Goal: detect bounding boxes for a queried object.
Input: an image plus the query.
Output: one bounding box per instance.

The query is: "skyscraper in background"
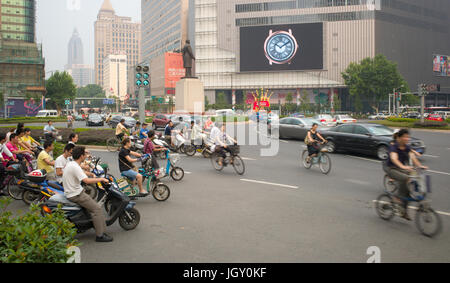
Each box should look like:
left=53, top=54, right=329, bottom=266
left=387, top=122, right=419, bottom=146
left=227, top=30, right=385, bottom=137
left=67, top=28, right=84, bottom=68
left=95, top=0, right=141, bottom=92
left=0, top=0, right=35, bottom=42
left=65, top=28, right=94, bottom=87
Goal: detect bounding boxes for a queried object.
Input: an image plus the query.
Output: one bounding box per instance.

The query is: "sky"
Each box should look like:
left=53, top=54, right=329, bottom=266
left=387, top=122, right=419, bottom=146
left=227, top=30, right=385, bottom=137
left=36, top=0, right=141, bottom=77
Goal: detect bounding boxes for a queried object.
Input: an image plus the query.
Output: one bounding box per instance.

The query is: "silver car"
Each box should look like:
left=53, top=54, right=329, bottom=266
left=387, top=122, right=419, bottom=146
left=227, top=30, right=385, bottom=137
left=313, top=114, right=337, bottom=127
left=274, top=118, right=325, bottom=140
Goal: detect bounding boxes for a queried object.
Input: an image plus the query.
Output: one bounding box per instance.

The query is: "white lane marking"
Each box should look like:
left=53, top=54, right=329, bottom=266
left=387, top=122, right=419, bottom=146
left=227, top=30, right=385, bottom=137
left=423, top=154, right=439, bottom=158
left=185, top=172, right=192, bottom=175
left=345, top=179, right=371, bottom=186
left=372, top=200, right=450, bottom=217
left=240, top=179, right=299, bottom=189
left=241, top=157, right=257, bottom=161
left=428, top=170, right=450, bottom=176
left=90, top=149, right=110, bottom=153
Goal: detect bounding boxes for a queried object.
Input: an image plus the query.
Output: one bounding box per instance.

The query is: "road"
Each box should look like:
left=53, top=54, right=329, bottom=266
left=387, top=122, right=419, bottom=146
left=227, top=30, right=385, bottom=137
left=5, top=123, right=450, bottom=263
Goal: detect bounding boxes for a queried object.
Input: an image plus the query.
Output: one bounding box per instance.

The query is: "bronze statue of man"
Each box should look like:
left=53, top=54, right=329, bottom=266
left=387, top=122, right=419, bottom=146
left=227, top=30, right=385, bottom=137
left=182, top=40, right=195, bottom=78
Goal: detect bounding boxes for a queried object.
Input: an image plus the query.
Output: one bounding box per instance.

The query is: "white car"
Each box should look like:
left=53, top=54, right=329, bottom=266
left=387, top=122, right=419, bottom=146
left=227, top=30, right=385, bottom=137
left=335, top=115, right=357, bottom=125
left=369, top=113, right=388, bottom=120
left=313, top=114, right=337, bottom=127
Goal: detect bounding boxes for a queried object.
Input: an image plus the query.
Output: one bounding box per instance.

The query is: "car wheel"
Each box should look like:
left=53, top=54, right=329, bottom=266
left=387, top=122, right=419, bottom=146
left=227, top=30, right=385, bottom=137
left=327, top=141, right=336, bottom=153
left=377, top=145, right=389, bottom=160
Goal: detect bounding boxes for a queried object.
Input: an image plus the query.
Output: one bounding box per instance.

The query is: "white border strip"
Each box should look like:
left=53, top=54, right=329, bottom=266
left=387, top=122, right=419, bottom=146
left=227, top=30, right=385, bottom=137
left=241, top=179, right=299, bottom=189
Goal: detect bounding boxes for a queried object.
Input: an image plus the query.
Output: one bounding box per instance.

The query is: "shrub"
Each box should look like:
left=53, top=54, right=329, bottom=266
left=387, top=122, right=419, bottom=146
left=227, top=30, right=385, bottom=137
left=446, top=118, right=450, bottom=124
left=0, top=198, right=79, bottom=263
left=413, top=121, right=448, bottom=128
left=387, top=118, right=418, bottom=123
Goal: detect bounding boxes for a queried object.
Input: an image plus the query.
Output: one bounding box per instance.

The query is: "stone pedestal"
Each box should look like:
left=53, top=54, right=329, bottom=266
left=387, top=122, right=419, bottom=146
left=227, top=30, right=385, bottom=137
left=175, top=78, right=205, bottom=113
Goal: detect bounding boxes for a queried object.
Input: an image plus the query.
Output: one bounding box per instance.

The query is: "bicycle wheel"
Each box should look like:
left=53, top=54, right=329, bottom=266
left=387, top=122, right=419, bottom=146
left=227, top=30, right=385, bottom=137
left=107, top=138, right=120, bottom=152
left=170, top=167, right=185, bottom=181
left=302, top=150, right=312, bottom=169
left=184, top=145, right=196, bottom=156
left=383, top=175, right=398, bottom=194
left=319, top=153, right=332, bottom=175
left=152, top=184, right=170, bottom=202
left=415, top=207, right=442, bottom=238
left=375, top=194, right=395, bottom=221
left=210, top=153, right=224, bottom=172
left=232, top=155, right=245, bottom=175
left=7, top=177, right=23, bottom=200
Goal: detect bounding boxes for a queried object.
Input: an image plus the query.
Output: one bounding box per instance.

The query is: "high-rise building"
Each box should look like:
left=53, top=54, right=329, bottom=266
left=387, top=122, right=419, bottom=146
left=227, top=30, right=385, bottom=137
left=103, top=54, right=128, bottom=101
left=67, top=28, right=84, bottom=68
left=0, top=0, right=45, bottom=117
left=192, top=0, right=450, bottom=110
left=67, top=65, right=95, bottom=88
left=0, top=0, right=35, bottom=42
left=141, top=0, right=192, bottom=98
left=95, top=0, right=141, bottom=89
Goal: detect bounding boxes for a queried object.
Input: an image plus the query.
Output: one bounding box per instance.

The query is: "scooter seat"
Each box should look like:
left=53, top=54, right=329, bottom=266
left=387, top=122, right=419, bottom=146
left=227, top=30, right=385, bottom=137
left=48, top=193, right=80, bottom=208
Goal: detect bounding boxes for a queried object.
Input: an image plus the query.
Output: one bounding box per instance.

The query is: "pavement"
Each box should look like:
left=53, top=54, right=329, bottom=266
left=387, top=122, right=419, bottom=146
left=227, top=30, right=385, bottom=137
left=4, top=123, right=450, bottom=263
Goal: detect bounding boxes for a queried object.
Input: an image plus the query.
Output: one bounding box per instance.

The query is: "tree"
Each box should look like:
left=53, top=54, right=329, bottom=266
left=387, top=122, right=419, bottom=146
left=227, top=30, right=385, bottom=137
left=401, top=93, right=420, bottom=107
left=299, top=90, right=310, bottom=114
left=342, top=54, right=409, bottom=113
left=45, top=71, right=76, bottom=111
left=76, top=84, right=105, bottom=98
left=333, top=93, right=342, bottom=112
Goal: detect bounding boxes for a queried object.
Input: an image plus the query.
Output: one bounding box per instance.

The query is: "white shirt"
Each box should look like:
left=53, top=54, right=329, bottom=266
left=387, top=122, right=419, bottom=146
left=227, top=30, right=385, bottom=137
left=63, top=161, right=88, bottom=199
left=210, top=126, right=221, bottom=145
left=55, top=155, right=71, bottom=183
left=1, top=143, right=14, bottom=158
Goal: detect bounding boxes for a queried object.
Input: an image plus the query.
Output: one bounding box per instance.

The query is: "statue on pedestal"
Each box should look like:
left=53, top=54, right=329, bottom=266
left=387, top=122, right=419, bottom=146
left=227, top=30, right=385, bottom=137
left=182, top=40, right=195, bottom=78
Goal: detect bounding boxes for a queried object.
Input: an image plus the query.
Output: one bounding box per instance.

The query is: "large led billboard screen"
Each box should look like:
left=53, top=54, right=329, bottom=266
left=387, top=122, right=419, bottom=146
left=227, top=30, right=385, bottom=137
left=433, top=55, right=450, bottom=77
left=240, top=23, right=323, bottom=72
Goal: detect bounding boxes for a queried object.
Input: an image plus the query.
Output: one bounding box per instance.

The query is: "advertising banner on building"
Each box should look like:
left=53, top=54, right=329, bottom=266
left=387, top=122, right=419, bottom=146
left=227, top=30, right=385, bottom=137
left=165, top=52, right=185, bottom=88
left=4, top=97, right=43, bottom=118
left=240, top=23, right=323, bottom=72
left=433, top=55, right=450, bottom=77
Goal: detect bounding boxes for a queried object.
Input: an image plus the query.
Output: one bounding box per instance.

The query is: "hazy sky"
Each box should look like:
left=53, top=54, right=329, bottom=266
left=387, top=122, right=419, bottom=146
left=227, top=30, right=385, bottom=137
left=36, top=0, right=141, bottom=76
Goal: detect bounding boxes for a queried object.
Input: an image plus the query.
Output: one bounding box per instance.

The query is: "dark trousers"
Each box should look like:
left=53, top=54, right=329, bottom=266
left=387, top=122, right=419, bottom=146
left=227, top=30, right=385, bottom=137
left=151, top=153, right=160, bottom=170
left=386, top=166, right=410, bottom=207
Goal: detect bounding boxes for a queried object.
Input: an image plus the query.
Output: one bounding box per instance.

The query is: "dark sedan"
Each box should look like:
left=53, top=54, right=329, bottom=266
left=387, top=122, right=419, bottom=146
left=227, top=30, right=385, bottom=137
left=86, top=114, right=104, bottom=127
left=108, top=116, right=137, bottom=129
left=320, top=123, right=426, bottom=160
left=271, top=117, right=326, bottom=140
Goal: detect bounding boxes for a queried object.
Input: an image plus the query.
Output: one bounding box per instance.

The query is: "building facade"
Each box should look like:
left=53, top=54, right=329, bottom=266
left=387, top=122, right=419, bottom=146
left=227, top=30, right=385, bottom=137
left=0, top=0, right=45, bottom=117
left=95, top=0, right=141, bottom=88
left=67, top=65, right=95, bottom=88
left=193, top=0, right=450, bottom=110
left=103, top=54, right=128, bottom=101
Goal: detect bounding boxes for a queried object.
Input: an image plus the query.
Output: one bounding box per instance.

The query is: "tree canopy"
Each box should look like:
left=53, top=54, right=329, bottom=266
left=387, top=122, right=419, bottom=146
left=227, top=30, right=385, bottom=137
left=76, top=84, right=106, bottom=98
left=45, top=71, right=76, bottom=111
left=342, top=54, right=409, bottom=113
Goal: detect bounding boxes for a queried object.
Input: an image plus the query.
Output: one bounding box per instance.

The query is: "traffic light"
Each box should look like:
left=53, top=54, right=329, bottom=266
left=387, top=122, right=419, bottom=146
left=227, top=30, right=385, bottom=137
left=418, top=84, right=428, bottom=96
left=135, top=65, right=150, bottom=88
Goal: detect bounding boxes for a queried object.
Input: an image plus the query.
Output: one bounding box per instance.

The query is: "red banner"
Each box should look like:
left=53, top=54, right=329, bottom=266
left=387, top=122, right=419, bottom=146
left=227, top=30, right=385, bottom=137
left=165, top=53, right=185, bottom=88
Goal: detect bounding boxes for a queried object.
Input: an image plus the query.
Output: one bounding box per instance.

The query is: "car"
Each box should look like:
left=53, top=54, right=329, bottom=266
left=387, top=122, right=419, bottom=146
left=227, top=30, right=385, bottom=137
left=152, top=114, right=172, bottom=130
left=313, top=114, right=337, bottom=127
left=108, top=115, right=136, bottom=129
left=290, top=113, right=305, bottom=118
left=368, top=113, right=388, bottom=120
left=86, top=113, right=104, bottom=127
left=320, top=123, right=426, bottom=160
left=216, top=109, right=235, bottom=117
left=426, top=114, right=444, bottom=122
left=272, top=117, right=326, bottom=140
left=334, top=115, right=357, bottom=125
left=402, top=112, right=421, bottom=119
left=145, top=111, right=153, bottom=117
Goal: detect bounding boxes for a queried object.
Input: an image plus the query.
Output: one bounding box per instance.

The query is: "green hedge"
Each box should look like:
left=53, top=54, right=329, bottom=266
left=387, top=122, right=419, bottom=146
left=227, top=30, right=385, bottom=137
left=0, top=198, right=80, bottom=263
left=0, top=117, right=67, bottom=124
left=212, top=116, right=249, bottom=123
left=387, top=117, right=418, bottom=123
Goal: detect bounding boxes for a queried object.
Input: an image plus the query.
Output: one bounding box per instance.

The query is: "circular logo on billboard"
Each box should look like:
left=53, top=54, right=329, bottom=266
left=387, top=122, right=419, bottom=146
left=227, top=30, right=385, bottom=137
left=264, top=29, right=299, bottom=65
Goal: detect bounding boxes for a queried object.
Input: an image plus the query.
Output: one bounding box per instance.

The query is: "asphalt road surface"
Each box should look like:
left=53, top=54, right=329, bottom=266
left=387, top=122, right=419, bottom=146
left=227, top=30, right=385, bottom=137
left=5, top=123, right=450, bottom=263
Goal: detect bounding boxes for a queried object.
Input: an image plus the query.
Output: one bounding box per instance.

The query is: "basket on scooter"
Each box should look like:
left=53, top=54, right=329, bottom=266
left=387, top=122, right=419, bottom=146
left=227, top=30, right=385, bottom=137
left=229, top=145, right=240, bottom=155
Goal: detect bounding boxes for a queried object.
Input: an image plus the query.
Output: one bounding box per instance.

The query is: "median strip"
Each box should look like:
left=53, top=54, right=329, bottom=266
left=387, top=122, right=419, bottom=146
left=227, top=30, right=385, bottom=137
left=240, top=179, right=299, bottom=189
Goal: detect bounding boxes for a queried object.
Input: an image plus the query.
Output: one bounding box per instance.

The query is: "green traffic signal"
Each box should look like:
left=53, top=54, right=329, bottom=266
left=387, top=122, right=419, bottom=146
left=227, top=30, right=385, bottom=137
left=143, top=80, right=150, bottom=86
left=143, top=73, right=149, bottom=80
left=136, top=80, right=142, bottom=86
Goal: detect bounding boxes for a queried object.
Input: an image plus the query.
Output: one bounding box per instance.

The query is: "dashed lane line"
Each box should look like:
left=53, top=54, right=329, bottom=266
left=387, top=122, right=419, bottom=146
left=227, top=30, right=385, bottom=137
left=240, top=179, right=299, bottom=189
left=372, top=200, right=450, bottom=217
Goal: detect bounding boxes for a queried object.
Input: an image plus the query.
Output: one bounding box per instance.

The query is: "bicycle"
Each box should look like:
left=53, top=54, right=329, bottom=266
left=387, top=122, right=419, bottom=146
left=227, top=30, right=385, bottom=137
left=302, top=143, right=332, bottom=175
left=114, top=155, right=171, bottom=201
left=142, top=150, right=184, bottom=182
left=106, top=136, right=123, bottom=152
left=210, top=144, right=245, bottom=175
left=375, top=169, right=442, bottom=238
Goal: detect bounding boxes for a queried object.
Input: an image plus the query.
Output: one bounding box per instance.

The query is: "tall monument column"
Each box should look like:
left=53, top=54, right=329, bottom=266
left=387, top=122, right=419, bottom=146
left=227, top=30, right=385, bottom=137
left=175, top=40, right=205, bottom=113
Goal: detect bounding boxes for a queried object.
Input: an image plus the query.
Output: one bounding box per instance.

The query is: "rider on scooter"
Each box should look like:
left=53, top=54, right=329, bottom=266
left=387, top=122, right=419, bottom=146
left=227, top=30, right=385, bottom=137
left=119, top=138, right=148, bottom=197
left=63, top=146, right=112, bottom=243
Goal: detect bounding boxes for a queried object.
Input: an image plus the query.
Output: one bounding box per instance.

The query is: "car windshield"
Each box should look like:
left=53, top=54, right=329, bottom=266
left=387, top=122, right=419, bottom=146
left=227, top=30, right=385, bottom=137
left=302, top=118, right=322, bottom=126
left=90, top=114, right=101, bottom=119
left=339, top=115, right=352, bottom=119
left=124, top=117, right=135, bottom=122
left=367, top=125, right=394, bottom=136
